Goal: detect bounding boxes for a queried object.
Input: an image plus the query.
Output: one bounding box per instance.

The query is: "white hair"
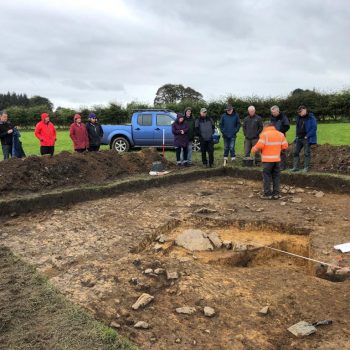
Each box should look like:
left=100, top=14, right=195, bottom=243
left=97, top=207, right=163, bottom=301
left=248, top=106, right=255, bottom=111
left=270, top=105, right=280, bottom=112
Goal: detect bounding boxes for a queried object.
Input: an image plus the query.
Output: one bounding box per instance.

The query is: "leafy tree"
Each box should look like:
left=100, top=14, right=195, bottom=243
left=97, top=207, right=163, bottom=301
left=154, top=84, right=204, bottom=105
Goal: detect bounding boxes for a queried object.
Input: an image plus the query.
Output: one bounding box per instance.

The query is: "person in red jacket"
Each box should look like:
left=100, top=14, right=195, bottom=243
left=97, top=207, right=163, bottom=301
left=69, top=114, right=89, bottom=152
left=34, top=112, right=57, bottom=156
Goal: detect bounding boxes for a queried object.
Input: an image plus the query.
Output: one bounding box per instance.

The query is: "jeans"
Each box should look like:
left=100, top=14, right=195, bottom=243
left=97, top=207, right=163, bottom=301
left=176, top=146, right=187, bottom=164
left=40, top=146, right=55, bottom=156
left=262, top=162, right=281, bottom=196
left=294, top=138, right=310, bottom=159
left=2, top=144, right=12, bottom=160
left=223, top=136, right=236, bottom=158
left=180, top=141, right=192, bottom=164
left=201, top=140, right=214, bottom=165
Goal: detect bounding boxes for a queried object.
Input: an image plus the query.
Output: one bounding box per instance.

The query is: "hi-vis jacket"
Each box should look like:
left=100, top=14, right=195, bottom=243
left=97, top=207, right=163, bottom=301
left=252, top=126, right=288, bottom=162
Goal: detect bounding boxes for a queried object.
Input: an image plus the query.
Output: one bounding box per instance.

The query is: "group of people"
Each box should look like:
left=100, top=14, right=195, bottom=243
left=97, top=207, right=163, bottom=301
left=172, top=104, right=317, bottom=199
left=0, top=111, right=104, bottom=158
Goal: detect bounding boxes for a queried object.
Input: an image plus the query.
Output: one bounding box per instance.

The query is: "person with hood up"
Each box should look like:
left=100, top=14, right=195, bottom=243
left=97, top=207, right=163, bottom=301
left=291, top=105, right=317, bottom=173
left=181, top=107, right=195, bottom=165
left=172, top=113, right=189, bottom=167
left=86, top=113, right=104, bottom=151
left=70, top=114, right=89, bottom=152
left=219, top=104, right=241, bottom=166
left=34, top=112, right=57, bottom=156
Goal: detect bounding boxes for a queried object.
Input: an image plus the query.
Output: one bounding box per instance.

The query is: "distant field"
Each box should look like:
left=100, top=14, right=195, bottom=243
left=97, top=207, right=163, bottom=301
left=2, top=123, right=349, bottom=160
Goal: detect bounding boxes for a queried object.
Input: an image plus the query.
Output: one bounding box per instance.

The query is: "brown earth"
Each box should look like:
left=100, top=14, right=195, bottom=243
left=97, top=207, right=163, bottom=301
left=0, top=148, right=166, bottom=195
left=1, top=177, right=349, bottom=350
left=286, top=144, right=350, bottom=174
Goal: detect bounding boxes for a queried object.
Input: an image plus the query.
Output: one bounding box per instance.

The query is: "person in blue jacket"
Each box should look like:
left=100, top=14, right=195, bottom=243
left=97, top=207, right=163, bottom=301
left=291, top=105, right=317, bottom=173
left=219, top=104, right=241, bottom=166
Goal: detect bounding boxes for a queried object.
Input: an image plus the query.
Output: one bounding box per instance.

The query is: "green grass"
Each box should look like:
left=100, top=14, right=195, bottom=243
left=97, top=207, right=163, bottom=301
left=6, top=123, right=350, bottom=160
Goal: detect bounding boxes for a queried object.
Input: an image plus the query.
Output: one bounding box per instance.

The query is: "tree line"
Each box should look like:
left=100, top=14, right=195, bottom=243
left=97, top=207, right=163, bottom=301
left=1, top=87, right=350, bottom=127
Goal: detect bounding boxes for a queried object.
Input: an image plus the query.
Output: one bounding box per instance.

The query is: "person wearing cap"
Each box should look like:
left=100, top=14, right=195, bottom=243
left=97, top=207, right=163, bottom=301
left=69, top=114, right=89, bottom=152
left=243, top=106, right=263, bottom=163
left=195, top=108, right=215, bottom=167
left=181, top=107, right=195, bottom=165
left=34, top=112, right=57, bottom=156
left=252, top=122, right=288, bottom=199
left=86, top=113, right=104, bottom=152
left=270, top=105, right=290, bottom=170
left=219, top=104, right=241, bottom=166
left=291, top=105, right=317, bottom=173
left=172, top=113, right=189, bottom=167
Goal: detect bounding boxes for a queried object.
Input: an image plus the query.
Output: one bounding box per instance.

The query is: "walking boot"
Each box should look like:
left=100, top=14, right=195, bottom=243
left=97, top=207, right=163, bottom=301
left=290, top=156, right=300, bottom=172
left=303, top=157, right=311, bottom=173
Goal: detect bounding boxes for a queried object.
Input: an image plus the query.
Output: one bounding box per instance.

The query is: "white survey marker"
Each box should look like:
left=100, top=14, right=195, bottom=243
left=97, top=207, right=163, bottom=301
left=334, top=243, right=350, bottom=253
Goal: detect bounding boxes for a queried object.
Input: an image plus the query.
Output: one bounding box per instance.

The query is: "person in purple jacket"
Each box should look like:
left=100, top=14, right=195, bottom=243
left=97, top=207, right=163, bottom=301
left=172, top=113, right=189, bottom=167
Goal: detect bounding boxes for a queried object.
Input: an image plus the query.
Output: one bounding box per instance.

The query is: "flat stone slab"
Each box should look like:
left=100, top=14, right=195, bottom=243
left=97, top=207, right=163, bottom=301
left=175, top=229, right=213, bottom=251
left=288, top=321, right=317, bottom=337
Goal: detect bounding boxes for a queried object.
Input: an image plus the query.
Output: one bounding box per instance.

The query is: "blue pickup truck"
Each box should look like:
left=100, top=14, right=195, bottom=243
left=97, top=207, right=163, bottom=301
left=101, top=109, right=220, bottom=152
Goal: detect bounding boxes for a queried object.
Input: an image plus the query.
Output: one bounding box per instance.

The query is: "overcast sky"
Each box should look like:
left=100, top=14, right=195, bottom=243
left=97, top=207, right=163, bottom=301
left=1, top=0, right=349, bottom=109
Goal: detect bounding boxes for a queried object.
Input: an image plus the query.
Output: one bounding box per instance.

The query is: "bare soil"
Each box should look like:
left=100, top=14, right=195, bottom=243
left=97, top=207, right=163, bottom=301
left=1, top=177, right=349, bottom=350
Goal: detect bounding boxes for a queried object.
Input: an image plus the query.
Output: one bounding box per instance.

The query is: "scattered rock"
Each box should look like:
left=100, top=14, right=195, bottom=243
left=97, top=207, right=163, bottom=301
left=153, top=243, right=163, bottom=252
left=280, top=201, right=287, bottom=206
left=315, top=191, right=325, bottom=198
left=208, top=232, right=223, bottom=248
left=134, top=321, right=150, bottom=329
left=291, top=197, right=302, bottom=203
left=258, top=306, right=270, bottom=315
left=194, top=207, right=217, bottom=214
left=110, top=321, right=121, bottom=329
left=176, top=306, right=196, bottom=315
left=237, top=181, right=244, bottom=185
left=166, top=271, right=179, bottom=280
left=132, top=293, right=154, bottom=310
left=233, top=243, right=247, bottom=252
left=154, top=268, right=165, bottom=275
left=175, top=338, right=181, bottom=343
left=144, top=268, right=153, bottom=275
left=255, top=207, right=264, bottom=212
left=248, top=193, right=254, bottom=198
left=288, top=321, right=317, bottom=337
left=223, top=240, right=233, bottom=249
left=175, top=229, right=213, bottom=251
left=156, top=234, right=167, bottom=243
left=204, top=306, right=216, bottom=317
left=295, top=188, right=305, bottom=193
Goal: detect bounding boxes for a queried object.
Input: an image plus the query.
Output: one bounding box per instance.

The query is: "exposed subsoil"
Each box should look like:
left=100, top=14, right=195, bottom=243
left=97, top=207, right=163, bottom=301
left=286, top=143, right=350, bottom=174
left=1, top=177, right=349, bottom=350
left=0, top=148, right=167, bottom=195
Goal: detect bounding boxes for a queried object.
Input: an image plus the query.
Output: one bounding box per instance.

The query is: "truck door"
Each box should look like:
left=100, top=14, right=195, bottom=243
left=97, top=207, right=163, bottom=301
left=133, top=113, right=154, bottom=146
left=154, top=114, right=175, bottom=146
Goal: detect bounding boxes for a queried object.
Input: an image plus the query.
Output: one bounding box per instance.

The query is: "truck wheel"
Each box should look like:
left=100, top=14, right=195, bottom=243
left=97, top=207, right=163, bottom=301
left=192, top=138, right=201, bottom=152
left=111, top=137, right=130, bottom=153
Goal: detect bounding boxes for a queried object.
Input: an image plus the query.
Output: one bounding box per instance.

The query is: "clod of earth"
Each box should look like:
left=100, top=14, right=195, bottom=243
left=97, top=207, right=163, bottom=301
left=132, top=293, right=154, bottom=310
left=176, top=307, right=196, bottom=315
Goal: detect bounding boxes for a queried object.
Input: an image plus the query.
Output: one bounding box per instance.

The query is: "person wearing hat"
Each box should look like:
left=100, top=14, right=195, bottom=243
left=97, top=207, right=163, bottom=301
left=172, top=113, right=189, bottom=167
left=270, top=105, right=290, bottom=170
left=219, top=104, right=241, bottom=166
left=69, top=114, right=89, bottom=152
left=34, top=112, right=57, bottom=156
left=86, top=113, right=104, bottom=152
left=291, top=105, right=317, bottom=173
left=181, top=107, right=195, bottom=165
left=195, top=108, right=215, bottom=167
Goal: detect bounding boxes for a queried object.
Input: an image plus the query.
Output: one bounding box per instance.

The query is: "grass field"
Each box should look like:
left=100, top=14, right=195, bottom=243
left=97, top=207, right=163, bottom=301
left=3, top=123, right=350, bottom=161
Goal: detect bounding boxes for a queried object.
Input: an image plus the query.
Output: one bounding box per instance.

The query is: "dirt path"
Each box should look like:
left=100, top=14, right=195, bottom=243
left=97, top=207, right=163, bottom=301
left=1, top=177, right=349, bottom=349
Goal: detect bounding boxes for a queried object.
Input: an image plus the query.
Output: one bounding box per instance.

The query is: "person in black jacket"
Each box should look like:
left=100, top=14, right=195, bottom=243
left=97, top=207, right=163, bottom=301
left=270, top=105, right=290, bottom=170
left=86, top=113, right=104, bottom=151
left=243, top=106, right=263, bottom=162
left=195, top=108, right=215, bottom=167
left=0, top=111, right=15, bottom=160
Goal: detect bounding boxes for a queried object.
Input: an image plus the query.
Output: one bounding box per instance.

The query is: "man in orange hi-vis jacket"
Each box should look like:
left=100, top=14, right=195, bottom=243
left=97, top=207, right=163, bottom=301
left=252, top=122, right=288, bottom=200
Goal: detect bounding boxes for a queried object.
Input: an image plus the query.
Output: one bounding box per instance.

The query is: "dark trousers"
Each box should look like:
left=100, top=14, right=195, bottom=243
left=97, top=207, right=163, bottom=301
left=2, top=144, right=12, bottom=160
left=88, top=145, right=100, bottom=152
left=262, top=162, right=280, bottom=196
left=75, top=148, right=86, bottom=153
left=244, top=138, right=260, bottom=163
left=294, top=138, right=310, bottom=159
left=176, top=147, right=187, bottom=164
left=40, top=146, right=54, bottom=156
left=280, top=150, right=287, bottom=170
left=201, top=140, right=214, bottom=165
left=223, top=136, right=236, bottom=158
